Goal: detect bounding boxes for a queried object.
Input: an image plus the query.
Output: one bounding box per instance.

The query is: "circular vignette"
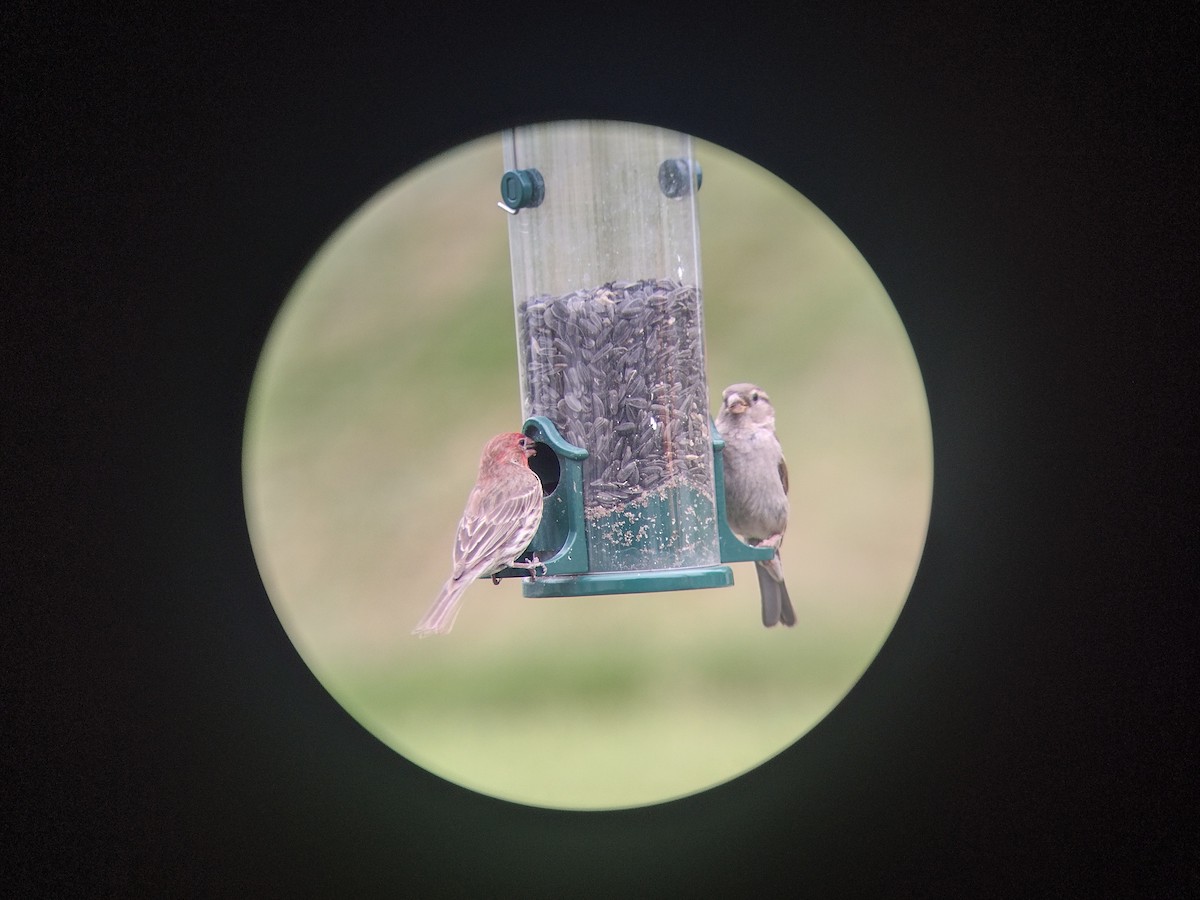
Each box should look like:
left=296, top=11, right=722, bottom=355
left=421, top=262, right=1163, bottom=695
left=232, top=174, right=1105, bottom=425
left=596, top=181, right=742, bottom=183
left=242, top=126, right=932, bottom=810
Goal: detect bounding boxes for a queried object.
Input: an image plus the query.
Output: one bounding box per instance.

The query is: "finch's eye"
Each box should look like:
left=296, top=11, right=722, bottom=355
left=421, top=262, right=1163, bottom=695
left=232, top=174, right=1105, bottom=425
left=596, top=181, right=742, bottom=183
left=750, top=391, right=760, bottom=402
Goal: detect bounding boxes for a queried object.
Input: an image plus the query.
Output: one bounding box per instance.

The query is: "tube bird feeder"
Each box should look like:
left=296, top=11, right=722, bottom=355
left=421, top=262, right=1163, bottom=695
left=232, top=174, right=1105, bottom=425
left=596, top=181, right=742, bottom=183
left=496, top=120, right=771, bottom=597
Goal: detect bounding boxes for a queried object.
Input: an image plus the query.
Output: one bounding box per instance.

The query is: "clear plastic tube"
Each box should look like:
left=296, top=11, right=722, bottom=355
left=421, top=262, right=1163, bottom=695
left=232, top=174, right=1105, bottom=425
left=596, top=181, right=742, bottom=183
left=504, top=121, right=717, bottom=573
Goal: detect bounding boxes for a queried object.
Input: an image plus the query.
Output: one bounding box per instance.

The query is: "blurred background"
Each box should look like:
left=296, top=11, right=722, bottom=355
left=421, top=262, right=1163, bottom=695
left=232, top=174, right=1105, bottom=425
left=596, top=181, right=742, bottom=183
left=242, top=131, right=932, bottom=809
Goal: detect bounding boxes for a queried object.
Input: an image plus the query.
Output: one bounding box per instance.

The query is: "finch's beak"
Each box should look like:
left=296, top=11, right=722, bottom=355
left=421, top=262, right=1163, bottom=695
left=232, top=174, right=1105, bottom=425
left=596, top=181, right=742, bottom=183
left=726, top=395, right=749, bottom=415
left=523, top=441, right=537, bottom=458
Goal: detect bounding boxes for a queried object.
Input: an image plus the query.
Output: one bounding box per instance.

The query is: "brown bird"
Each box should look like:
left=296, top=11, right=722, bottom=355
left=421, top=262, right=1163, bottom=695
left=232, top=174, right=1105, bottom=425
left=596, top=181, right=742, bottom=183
left=412, top=433, right=544, bottom=636
left=715, top=383, right=796, bottom=627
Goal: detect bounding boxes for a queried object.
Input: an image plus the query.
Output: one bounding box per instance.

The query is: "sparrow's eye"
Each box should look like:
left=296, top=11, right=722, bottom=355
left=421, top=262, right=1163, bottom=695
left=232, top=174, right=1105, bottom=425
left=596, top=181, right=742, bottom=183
left=750, top=391, right=760, bottom=402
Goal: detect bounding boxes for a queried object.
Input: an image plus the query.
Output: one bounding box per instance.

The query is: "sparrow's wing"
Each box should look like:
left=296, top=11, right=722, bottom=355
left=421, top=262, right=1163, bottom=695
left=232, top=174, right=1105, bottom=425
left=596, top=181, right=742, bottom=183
left=778, top=455, right=789, bottom=495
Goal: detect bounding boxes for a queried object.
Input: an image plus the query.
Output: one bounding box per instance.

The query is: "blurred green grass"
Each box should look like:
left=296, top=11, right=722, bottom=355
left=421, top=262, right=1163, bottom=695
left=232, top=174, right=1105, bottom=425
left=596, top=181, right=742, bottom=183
left=243, top=132, right=932, bottom=809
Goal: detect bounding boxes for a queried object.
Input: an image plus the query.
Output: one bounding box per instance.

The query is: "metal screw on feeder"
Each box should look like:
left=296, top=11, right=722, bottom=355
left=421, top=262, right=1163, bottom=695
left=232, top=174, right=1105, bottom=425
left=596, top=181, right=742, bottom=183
left=494, top=120, right=773, bottom=598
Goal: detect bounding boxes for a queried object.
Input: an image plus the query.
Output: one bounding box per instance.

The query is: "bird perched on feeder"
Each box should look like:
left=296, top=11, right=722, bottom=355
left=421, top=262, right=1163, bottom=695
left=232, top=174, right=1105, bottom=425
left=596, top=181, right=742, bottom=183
left=715, top=383, right=796, bottom=628
left=412, top=432, right=545, bottom=636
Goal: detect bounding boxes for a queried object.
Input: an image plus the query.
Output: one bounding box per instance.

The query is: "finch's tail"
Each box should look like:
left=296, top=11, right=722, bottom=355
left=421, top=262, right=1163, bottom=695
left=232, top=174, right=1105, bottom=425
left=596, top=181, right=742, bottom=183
left=412, top=579, right=470, bottom=636
left=756, top=559, right=796, bottom=628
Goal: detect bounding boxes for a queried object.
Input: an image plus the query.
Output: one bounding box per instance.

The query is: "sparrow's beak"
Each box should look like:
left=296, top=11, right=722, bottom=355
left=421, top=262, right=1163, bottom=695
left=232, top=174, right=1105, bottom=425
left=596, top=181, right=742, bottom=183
left=726, top=395, right=749, bottom=415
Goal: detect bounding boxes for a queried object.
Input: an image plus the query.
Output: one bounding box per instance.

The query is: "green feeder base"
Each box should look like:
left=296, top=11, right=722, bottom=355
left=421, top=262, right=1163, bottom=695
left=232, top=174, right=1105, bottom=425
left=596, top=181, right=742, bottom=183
left=489, top=415, right=773, bottom=600
left=522, top=565, right=734, bottom=598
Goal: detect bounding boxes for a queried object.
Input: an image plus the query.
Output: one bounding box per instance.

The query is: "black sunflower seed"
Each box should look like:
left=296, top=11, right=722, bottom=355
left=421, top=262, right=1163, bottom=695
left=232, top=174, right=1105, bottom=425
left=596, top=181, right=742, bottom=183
left=516, top=278, right=716, bottom=521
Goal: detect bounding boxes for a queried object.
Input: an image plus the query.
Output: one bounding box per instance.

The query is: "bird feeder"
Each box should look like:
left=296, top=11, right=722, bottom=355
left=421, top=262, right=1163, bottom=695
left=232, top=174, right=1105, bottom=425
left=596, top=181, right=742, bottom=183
left=495, top=120, right=771, bottom=597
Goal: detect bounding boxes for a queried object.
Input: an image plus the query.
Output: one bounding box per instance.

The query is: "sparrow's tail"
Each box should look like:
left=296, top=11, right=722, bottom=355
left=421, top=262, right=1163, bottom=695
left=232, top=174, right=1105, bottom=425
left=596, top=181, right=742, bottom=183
left=756, top=559, right=796, bottom=628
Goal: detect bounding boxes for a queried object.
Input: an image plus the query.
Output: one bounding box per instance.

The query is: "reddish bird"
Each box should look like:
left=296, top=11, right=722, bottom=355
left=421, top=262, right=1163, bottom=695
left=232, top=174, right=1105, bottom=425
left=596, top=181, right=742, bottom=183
left=412, top=432, right=545, bottom=636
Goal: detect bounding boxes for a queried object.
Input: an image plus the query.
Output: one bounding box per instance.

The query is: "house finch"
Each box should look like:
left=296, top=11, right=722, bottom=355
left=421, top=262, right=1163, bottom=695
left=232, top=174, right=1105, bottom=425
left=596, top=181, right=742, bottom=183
left=715, top=383, right=796, bottom=628
left=412, top=432, right=545, bottom=636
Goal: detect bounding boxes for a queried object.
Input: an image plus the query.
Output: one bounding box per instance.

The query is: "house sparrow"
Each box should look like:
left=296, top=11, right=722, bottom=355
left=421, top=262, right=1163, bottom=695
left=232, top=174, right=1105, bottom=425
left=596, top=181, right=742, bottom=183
left=715, top=383, right=796, bottom=628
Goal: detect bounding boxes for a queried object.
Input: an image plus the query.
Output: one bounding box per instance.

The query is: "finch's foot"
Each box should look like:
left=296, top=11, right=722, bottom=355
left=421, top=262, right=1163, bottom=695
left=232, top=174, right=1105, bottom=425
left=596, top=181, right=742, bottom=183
left=512, top=554, right=545, bottom=581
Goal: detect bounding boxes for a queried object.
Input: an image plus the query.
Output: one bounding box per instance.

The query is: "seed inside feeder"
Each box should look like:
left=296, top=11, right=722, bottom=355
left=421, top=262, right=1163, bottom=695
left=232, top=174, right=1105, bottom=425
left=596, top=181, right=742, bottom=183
left=517, top=278, right=717, bottom=572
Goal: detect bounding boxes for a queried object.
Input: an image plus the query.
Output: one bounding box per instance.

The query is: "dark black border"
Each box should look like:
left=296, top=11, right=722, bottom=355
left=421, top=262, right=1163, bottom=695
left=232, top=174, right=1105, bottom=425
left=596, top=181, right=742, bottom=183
left=7, top=7, right=1193, bottom=896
